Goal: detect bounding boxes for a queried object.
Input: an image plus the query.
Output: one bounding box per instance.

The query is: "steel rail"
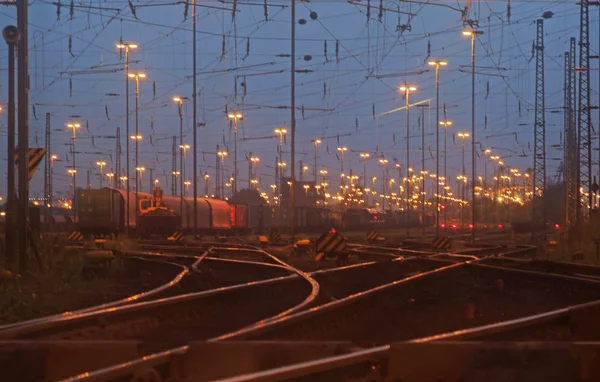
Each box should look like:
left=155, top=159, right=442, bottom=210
left=0, top=255, right=193, bottom=331
left=54, top=247, right=529, bottom=382
left=213, top=257, right=464, bottom=341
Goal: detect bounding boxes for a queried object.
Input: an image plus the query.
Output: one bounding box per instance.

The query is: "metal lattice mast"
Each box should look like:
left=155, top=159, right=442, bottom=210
left=532, top=19, right=546, bottom=241
left=566, top=38, right=579, bottom=227
left=44, top=113, right=51, bottom=205
left=172, top=136, right=177, bottom=195
left=577, top=1, right=592, bottom=211
left=116, top=126, right=121, bottom=188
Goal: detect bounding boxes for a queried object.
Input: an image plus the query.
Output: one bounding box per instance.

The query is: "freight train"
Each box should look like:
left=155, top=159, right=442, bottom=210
left=75, top=188, right=335, bottom=238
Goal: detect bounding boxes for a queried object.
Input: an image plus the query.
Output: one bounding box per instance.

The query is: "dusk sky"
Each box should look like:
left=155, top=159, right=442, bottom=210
left=0, top=0, right=597, bottom=200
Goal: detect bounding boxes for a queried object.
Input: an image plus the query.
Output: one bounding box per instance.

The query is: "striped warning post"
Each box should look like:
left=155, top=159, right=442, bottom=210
left=14, top=148, right=47, bottom=182
left=432, top=236, right=451, bottom=250
left=315, top=232, right=347, bottom=257
left=367, top=231, right=380, bottom=243
left=269, top=232, right=282, bottom=243
left=67, top=231, right=84, bottom=242
left=168, top=232, right=185, bottom=242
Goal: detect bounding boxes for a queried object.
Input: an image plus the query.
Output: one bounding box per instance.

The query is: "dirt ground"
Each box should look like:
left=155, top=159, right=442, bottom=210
left=0, top=256, right=178, bottom=325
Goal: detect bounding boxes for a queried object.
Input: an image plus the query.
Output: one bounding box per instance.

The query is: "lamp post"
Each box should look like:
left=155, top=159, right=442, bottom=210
left=379, top=158, right=388, bottom=212
left=117, top=41, right=138, bottom=235
left=337, top=146, right=348, bottom=199
left=128, top=71, right=145, bottom=224
left=172, top=96, right=187, bottom=217
left=227, top=112, right=243, bottom=194
left=457, top=131, right=470, bottom=228
left=360, top=153, right=370, bottom=205
left=250, top=156, right=260, bottom=189
left=106, top=172, right=115, bottom=188
left=68, top=169, right=77, bottom=202
left=120, top=176, right=128, bottom=189
left=66, top=122, right=80, bottom=221
left=439, top=119, right=453, bottom=230
left=180, top=144, right=190, bottom=196
left=274, top=127, right=287, bottom=188
left=217, top=150, right=228, bottom=198
left=428, top=59, right=448, bottom=236
left=399, top=84, right=417, bottom=236
left=49, top=154, right=58, bottom=207
left=204, top=173, right=210, bottom=197
left=136, top=166, right=145, bottom=193
left=483, top=148, right=491, bottom=226
left=96, top=161, right=106, bottom=187
left=463, top=28, right=484, bottom=240
left=312, top=139, right=322, bottom=204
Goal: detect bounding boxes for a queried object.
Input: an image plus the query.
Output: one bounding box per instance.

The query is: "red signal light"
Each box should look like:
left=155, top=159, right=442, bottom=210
left=498, top=224, right=503, bottom=229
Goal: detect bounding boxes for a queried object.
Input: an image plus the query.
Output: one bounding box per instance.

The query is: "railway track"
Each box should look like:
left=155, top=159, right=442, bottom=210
left=228, top=250, right=600, bottom=344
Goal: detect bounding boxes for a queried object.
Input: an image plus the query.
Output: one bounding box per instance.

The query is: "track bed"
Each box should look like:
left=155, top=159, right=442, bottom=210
left=247, top=263, right=600, bottom=344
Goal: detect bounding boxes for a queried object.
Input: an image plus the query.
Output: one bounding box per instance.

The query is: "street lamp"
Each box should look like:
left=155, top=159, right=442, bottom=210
left=96, top=161, right=106, bottom=187
left=217, top=150, right=228, bottom=198
left=428, top=59, right=448, bottom=236
left=399, top=84, right=417, bottom=236
left=129, top=71, right=146, bottom=222
left=180, top=144, right=190, bottom=196
left=312, top=139, right=322, bottom=202
left=360, top=153, right=370, bottom=205
left=49, top=154, right=58, bottom=207
left=227, top=112, right=243, bottom=194
left=457, top=131, right=470, bottom=228
left=66, top=122, right=80, bottom=220
left=337, top=146, right=348, bottom=182
left=274, top=127, right=287, bottom=190
left=117, top=41, right=138, bottom=234
left=463, top=28, right=484, bottom=239
left=250, top=156, right=260, bottom=188
left=439, top=119, right=453, bottom=230
left=106, top=172, right=115, bottom=188
left=379, top=158, right=388, bottom=213
left=130, top=134, right=143, bottom=212
left=67, top=168, right=77, bottom=201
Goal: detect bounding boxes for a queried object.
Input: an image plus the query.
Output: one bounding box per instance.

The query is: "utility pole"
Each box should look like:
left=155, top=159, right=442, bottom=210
left=248, top=152, right=253, bottom=189
left=116, top=127, right=121, bottom=188
left=3, top=24, right=19, bottom=272
left=44, top=113, right=51, bottom=221
left=420, top=104, right=426, bottom=236
left=17, top=1, right=30, bottom=271
left=578, top=1, right=592, bottom=213
left=290, top=0, right=297, bottom=240
left=192, top=0, right=198, bottom=238
left=532, top=18, right=547, bottom=242
left=172, top=136, right=177, bottom=196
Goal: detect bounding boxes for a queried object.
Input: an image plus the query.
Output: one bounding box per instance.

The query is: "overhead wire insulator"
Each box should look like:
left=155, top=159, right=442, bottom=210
left=264, top=0, right=268, bottom=21
left=336, top=40, right=340, bottom=62
left=355, top=118, right=358, bottom=132
left=69, top=78, right=73, bottom=97
left=68, top=35, right=74, bottom=57
left=56, top=0, right=61, bottom=20
left=244, top=37, right=250, bottom=60
left=323, top=82, right=326, bottom=100
left=153, top=81, right=156, bottom=100
left=221, top=35, right=226, bottom=60
left=232, top=0, right=237, bottom=21
left=378, top=0, right=383, bottom=22
left=184, top=0, right=189, bottom=20
left=128, top=0, right=138, bottom=20
left=366, top=0, right=371, bottom=22
left=507, top=0, right=511, bottom=23
left=105, top=105, right=110, bottom=120
left=70, top=0, right=74, bottom=19
left=324, top=40, right=328, bottom=62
